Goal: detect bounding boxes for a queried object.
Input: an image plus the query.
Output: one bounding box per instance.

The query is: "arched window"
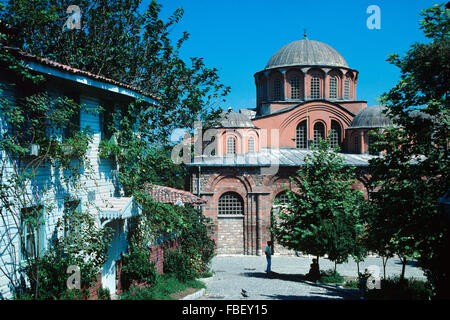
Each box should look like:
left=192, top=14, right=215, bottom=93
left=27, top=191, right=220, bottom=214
left=330, top=121, right=341, bottom=149
left=218, top=192, right=244, bottom=215
left=262, top=80, right=268, bottom=101
left=275, top=191, right=289, bottom=206
left=329, top=77, right=337, bottom=99
left=344, top=77, right=350, bottom=99
left=258, top=81, right=264, bottom=102
left=354, top=135, right=359, bottom=154
left=227, top=136, right=236, bottom=154
left=311, top=76, right=320, bottom=99
left=296, top=120, right=307, bottom=149
left=313, top=122, right=325, bottom=146
left=273, top=78, right=281, bottom=100
left=248, top=136, right=255, bottom=152
left=368, top=134, right=379, bottom=155
left=290, top=76, right=301, bottom=99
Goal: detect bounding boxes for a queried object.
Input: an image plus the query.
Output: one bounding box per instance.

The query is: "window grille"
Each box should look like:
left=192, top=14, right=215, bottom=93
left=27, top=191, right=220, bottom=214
left=275, top=192, right=289, bottom=205
left=227, top=137, right=236, bottom=154
left=248, top=137, right=255, bottom=152
left=344, top=78, right=350, bottom=99
left=311, top=77, right=320, bottom=99
left=290, top=76, right=301, bottom=99
left=329, top=77, right=337, bottom=99
left=218, top=192, right=244, bottom=215
left=296, top=121, right=307, bottom=149
left=354, top=135, right=359, bottom=154
left=313, top=122, right=325, bottom=146
left=330, top=121, right=341, bottom=149
left=273, top=79, right=281, bottom=100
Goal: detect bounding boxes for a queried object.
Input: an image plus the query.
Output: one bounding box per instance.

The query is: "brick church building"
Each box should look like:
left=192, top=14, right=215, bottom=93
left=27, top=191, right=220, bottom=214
left=186, top=37, right=393, bottom=256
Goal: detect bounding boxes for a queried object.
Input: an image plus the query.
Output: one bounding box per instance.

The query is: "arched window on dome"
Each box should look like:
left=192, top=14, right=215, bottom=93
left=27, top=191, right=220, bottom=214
left=354, top=135, right=360, bottom=154
left=262, top=80, right=268, bottom=101
left=296, top=120, right=307, bottom=149
left=344, top=77, right=350, bottom=99
left=258, top=81, right=264, bottom=102
left=330, top=120, right=341, bottom=150
left=248, top=136, right=255, bottom=153
left=227, top=136, right=236, bottom=154
left=290, top=76, right=301, bottom=99
left=311, top=76, right=320, bottom=99
left=218, top=192, right=244, bottom=216
left=329, top=77, right=337, bottom=99
left=273, top=78, right=281, bottom=100
left=313, top=122, right=325, bottom=146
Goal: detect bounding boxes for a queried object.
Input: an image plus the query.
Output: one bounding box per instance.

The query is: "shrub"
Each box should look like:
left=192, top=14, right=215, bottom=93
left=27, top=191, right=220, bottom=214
left=120, top=280, right=154, bottom=300
left=121, top=245, right=157, bottom=291
left=163, top=249, right=196, bottom=283
left=60, top=287, right=90, bottom=300
left=366, top=276, right=432, bottom=300
left=179, top=208, right=216, bottom=276
left=96, top=287, right=111, bottom=300
left=19, top=253, right=98, bottom=300
left=320, top=269, right=345, bottom=284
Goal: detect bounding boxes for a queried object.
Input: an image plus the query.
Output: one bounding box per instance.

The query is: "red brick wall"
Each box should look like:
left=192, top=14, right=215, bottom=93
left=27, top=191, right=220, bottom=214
left=217, top=217, right=244, bottom=254
left=149, top=238, right=180, bottom=274
left=193, top=166, right=371, bottom=256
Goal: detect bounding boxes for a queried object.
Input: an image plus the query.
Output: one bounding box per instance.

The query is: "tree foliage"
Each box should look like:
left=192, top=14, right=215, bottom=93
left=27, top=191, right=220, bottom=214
left=1, top=0, right=230, bottom=145
left=272, top=139, right=367, bottom=269
left=367, top=3, right=449, bottom=294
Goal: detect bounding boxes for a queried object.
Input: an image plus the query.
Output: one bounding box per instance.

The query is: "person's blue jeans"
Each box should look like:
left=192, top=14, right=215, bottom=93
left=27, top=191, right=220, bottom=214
left=266, top=256, right=271, bottom=273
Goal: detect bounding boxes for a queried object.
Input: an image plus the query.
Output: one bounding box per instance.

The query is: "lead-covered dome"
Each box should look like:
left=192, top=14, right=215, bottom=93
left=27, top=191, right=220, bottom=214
left=348, top=105, right=394, bottom=129
left=217, top=110, right=255, bottom=128
left=265, top=39, right=348, bottom=70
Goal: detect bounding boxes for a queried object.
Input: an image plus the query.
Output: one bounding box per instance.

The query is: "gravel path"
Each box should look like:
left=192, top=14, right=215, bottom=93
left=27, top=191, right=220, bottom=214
left=197, top=255, right=426, bottom=300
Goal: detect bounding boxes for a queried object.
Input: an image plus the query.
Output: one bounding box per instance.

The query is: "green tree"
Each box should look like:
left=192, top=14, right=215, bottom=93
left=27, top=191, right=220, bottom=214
left=1, top=0, right=229, bottom=250
left=368, top=3, right=449, bottom=294
left=1, top=0, right=230, bottom=145
left=272, top=138, right=367, bottom=272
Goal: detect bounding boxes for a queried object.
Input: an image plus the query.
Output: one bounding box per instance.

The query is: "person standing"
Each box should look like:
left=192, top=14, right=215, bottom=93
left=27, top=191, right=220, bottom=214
left=265, top=241, right=273, bottom=274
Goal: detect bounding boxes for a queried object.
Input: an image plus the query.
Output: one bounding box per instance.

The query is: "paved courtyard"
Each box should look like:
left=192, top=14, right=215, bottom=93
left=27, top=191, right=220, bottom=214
left=197, top=255, right=426, bottom=300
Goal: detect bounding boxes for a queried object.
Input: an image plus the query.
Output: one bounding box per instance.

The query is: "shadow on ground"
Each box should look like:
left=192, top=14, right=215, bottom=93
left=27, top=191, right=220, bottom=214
left=241, top=271, right=361, bottom=300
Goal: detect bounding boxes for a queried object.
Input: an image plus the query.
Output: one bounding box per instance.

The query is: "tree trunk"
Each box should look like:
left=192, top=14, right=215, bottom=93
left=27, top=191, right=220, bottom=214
left=382, top=256, right=388, bottom=279
left=400, top=256, right=407, bottom=282
left=357, top=260, right=360, bottom=276
left=334, top=261, right=337, bottom=273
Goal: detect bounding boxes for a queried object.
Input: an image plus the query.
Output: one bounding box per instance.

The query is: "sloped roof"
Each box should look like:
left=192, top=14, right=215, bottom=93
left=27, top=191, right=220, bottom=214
left=217, top=110, right=256, bottom=128
left=4, top=46, right=158, bottom=101
left=188, top=148, right=377, bottom=167
left=149, top=184, right=206, bottom=205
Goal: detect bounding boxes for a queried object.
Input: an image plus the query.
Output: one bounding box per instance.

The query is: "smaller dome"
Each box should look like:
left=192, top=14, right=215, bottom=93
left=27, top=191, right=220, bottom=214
left=218, top=110, right=255, bottom=128
left=348, top=105, right=394, bottom=129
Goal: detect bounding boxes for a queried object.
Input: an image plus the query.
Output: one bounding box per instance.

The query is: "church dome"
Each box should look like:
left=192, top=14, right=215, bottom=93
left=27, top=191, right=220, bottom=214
left=265, top=39, right=348, bottom=70
left=348, top=105, right=394, bottom=129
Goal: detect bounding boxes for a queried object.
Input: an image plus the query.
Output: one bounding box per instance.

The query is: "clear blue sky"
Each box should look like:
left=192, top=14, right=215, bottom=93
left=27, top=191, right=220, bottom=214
left=149, top=0, right=439, bottom=111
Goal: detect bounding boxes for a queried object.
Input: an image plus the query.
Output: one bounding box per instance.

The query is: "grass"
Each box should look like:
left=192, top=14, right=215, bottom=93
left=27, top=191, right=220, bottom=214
left=153, top=274, right=206, bottom=300
left=120, top=273, right=206, bottom=300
